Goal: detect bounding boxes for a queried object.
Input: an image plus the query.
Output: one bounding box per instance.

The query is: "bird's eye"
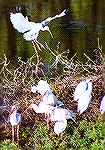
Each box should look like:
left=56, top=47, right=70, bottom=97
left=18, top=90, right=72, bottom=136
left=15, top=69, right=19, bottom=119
left=30, top=35, right=33, bottom=37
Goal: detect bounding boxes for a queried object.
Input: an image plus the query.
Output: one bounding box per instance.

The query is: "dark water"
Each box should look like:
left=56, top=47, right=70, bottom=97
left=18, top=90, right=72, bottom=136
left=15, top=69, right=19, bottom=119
left=0, top=0, right=105, bottom=64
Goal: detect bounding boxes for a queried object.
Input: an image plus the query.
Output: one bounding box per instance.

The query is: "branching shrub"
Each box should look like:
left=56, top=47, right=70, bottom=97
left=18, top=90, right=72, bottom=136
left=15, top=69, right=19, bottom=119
left=0, top=39, right=105, bottom=149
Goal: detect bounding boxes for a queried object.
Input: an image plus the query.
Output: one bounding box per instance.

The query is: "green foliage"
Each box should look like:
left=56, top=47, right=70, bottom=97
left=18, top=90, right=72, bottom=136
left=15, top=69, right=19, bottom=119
left=25, top=121, right=69, bottom=150
left=16, top=117, right=105, bottom=150
left=0, top=139, right=20, bottom=150
left=1, top=112, right=105, bottom=150
left=67, top=117, right=105, bottom=150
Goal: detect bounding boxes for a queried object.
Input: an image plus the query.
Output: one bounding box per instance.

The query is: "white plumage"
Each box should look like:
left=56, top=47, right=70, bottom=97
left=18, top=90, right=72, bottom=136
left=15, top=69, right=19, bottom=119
left=77, top=80, right=92, bottom=114
left=100, top=96, right=105, bottom=114
left=10, top=105, right=21, bottom=126
left=10, top=105, right=21, bottom=144
left=49, top=107, right=76, bottom=136
left=31, top=80, right=63, bottom=106
left=10, top=8, right=67, bottom=43
left=78, top=90, right=92, bottom=114
left=30, top=102, right=50, bottom=114
left=31, top=80, right=52, bottom=95
left=30, top=80, right=64, bottom=123
left=54, top=120, right=67, bottom=136
left=10, top=13, right=31, bottom=33
left=74, top=79, right=91, bottom=101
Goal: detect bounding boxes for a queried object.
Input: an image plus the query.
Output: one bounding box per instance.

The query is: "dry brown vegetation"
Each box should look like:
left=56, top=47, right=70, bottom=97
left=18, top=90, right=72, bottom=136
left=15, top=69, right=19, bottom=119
left=0, top=39, right=105, bottom=148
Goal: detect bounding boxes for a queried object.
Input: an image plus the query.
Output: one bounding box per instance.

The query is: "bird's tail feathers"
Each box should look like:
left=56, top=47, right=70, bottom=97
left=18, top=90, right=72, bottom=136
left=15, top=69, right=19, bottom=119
left=50, top=9, right=67, bottom=21
left=66, top=108, right=76, bottom=121
left=58, top=9, right=67, bottom=17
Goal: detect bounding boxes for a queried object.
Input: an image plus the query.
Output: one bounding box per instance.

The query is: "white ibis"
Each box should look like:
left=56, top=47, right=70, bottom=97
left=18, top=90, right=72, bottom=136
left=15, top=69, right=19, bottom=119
left=31, top=80, right=63, bottom=106
left=25, top=102, right=52, bottom=129
left=29, top=102, right=50, bottom=114
left=10, top=105, right=21, bottom=144
left=77, top=80, right=92, bottom=114
left=100, top=96, right=105, bottom=114
left=48, top=105, right=76, bottom=136
left=74, top=79, right=92, bottom=101
left=10, top=6, right=67, bottom=49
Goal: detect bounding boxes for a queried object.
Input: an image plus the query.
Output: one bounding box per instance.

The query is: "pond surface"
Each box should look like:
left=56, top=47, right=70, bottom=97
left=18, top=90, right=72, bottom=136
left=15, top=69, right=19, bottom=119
left=0, top=0, right=105, bottom=65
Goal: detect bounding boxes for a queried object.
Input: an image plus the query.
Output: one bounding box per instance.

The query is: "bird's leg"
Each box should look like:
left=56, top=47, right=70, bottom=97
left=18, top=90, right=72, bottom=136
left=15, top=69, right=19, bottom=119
left=46, top=114, right=51, bottom=130
left=70, top=117, right=77, bottom=124
left=46, top=27, right=53, bottom=38
left=35, top=39, right=45, bottom=49
left=65, top=114, right=77, bottom=124
left=12, top=125, right=14, bottom=143
left=34, top=40, right=42, bottom=51
left=17, top=125, right=19, bottom=145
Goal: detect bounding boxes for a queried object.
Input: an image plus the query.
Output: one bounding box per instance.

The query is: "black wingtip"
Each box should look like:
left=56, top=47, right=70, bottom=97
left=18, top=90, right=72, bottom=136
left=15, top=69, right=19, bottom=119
left=11, top=5, right=27, bottom=15
left=16, top=6, right=22, bottom=13
left=11, top=6, right=22, bottom=14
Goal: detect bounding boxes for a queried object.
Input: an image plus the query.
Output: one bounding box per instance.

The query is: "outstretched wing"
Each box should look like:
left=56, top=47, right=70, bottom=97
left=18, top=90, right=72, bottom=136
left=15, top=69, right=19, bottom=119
left=42, top=9, right=67, bottom=27
left=10, top=12, right=32, bottom=33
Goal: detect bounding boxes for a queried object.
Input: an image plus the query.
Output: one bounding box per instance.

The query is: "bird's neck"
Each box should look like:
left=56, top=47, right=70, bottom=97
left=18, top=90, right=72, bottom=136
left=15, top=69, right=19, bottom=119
left=42, top=90, right=50, bottom=98
left=11, top=110, right=17, bottom=116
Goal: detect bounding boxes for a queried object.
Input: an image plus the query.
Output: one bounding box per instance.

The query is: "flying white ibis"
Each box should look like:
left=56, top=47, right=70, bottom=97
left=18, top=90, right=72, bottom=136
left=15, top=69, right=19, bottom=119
left=31, top=80, right=63, bottom=106
left=10, top=6, right=67, bottom=49
left=77, top=80, right=92, bottom=114
left=48, top=105, right=76, bottom=136
left=9, top=105, right=21, bottom=144
left=100, top=96, right=105, bottom=114
left=74, top=79, right=92, bottom=101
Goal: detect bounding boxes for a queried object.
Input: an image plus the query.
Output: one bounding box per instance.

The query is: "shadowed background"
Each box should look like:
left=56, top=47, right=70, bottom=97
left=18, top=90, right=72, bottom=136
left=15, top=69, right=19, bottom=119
left=0, top=0, right=105, bottom=64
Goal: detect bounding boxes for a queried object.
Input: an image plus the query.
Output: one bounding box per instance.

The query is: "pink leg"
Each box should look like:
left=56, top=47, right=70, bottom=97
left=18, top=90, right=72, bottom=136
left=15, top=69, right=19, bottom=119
left=17, top=125, right=19, bottom=145
left=12, top=126, right=14, bottom=143
left=46, top=115, right=51, bottom=130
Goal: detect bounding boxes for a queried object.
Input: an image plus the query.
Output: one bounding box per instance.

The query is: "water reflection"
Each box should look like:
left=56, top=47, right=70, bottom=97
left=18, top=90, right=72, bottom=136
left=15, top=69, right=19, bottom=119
left=0, top=0, right=105, bottom=64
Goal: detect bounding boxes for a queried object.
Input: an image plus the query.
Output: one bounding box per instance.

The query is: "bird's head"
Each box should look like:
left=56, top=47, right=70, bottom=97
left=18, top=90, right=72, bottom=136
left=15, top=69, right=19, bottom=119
left=100, top=110, right=104, bottom=115
left=31, top=85, right=37, bottom=93
left=11, top=105, right=16, bottom=111
left=10, top=105, right=17, bottom=114
left=42, top=26, right=53, bottom=38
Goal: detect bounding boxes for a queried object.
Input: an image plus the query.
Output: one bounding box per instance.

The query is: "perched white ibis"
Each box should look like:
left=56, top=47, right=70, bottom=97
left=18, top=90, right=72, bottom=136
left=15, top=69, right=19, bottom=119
left=100, top=96, right=105, bottom=114
left=10, top=6, right=67, bottom=49
left=24, top=101, right=52, bottom=130
left=77, top=80, right=92, bottom=114
left=29, top=102, right=50, bottom=114
left=31, top=80, right=63, bottom=106
left=29, top=81, right=64, bottom=128
left=48, top=105, right=76, bottom=136
left=10, top=105, right=21, bottom=144
left=74, top=79, right=92, bottom=101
